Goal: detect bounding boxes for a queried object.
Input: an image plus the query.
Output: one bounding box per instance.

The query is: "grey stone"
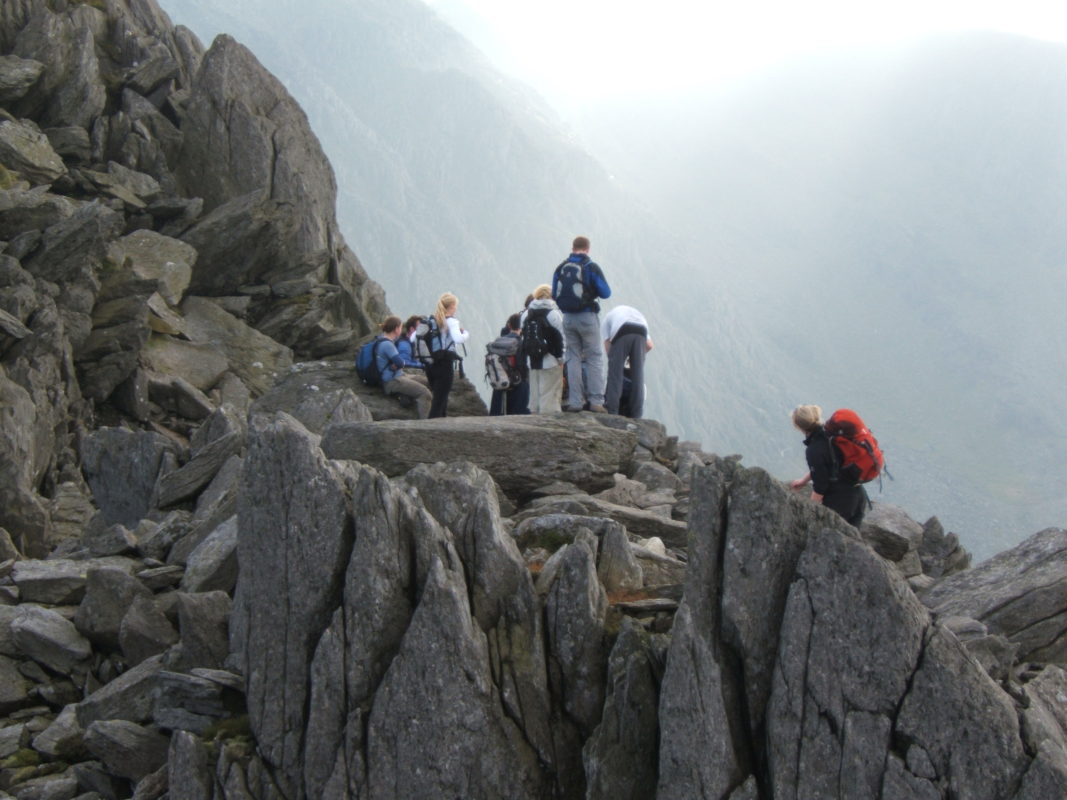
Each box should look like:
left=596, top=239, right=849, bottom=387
left=6, top=771, right=79, bottom=800
left=0, top=186, right=76, bottom=239
left=156, top=432, right=242, bottom=509
left=179, top=516, right=238, bottom=594
left=10, top=4, right=106, bottom=128
left=164, top=591, right=231, bottom=671
left=631, top=460, right=684, bottom=493
left=146, top=373, right=216, bottom=420
left=323, top=415, right=636, bottom=499
left=657, top=465, right=748, bottom=800
left=180, top=296, right=293, bottom=396
left=597, top=526, right=643, bottom=594
left=583, top=619, right=662, bottom=800
left=0, top=118, right=65, bottom=184
left=518, top=494, right=689, bottom=548
left=46, top=482, right=95, bottom=548
left=0, top=653, right=32, bottom=714
left=168, top=730, right=214, bottom=800
left=545, top=534, right=608, bottom=736
left=43, top=126, right=91, bottom=162
left=83, top=719, right=170, bottom=783
left=32, top=704, right=87, bottom=761
left=922, top=527, right=1067, bottom=663
left=362, top=557, right=544, bottom=799
left=142, top=334, right=229, bottom=393
left=860, top=501, right=923, bottom=562
left=120, top=593, right=180, bottom=667
left=0, top=54, right=44, bottom=103
left=11, top=605, right=91, bottom=674
left=0, top=720, right=28, bottom=758
left=74, top=566, right=154, bottom=650
left=152, top=670, right=230, bottom=734
left=81, top=428, right=177, bottom=529
left=76, top=655, right=164, bottom=728
left=107, top=230, right=195, bottom=307
left=918, top=516, right=972, bottom=578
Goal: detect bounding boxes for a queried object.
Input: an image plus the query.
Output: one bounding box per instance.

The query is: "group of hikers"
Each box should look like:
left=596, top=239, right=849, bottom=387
left=357, top=235, right=654, bottom=420
left=356, top=235, right=887, bottom=529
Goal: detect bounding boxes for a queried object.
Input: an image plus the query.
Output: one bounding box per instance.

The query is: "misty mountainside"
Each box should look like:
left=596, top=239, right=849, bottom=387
left=161, top=1, right=1061, bottom=558
left=7, top=2, right=1067, bottom=797
left=161, top=0, right=806, bottom=473
left=569, top=32, right=1067, bottom=558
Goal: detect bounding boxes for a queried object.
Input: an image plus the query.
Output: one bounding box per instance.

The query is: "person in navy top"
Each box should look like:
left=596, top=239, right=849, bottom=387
left=551, top=235, right=611, bottom=412
left=376, top=316, right=431, bottom=418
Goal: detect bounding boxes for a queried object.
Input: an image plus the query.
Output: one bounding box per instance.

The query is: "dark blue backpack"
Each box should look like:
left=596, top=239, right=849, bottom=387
left=355, top=337, right=385, bottom=386
left=554, top=260, right=590, bottom=313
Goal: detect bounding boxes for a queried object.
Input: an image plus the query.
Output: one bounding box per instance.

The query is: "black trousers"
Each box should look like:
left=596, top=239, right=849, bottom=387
left=823, top=484, right=868, bottom=528
left=425, top=358, right=454, bottom=418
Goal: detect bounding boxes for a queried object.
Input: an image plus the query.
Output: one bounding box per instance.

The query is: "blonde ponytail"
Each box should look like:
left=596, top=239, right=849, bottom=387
left=435, top=292, right=457, bottom=331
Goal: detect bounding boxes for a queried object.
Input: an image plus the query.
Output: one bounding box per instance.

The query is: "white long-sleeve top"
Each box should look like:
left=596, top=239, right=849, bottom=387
left=442, top=316, right=469, bottom=351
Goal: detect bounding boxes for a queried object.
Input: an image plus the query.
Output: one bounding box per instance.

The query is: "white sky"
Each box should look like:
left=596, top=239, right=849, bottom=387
left=423, top=0, right=1067, bottom=103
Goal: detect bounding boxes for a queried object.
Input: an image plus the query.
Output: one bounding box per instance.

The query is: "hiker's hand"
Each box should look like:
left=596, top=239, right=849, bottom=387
left=810, top=491, right=823, bottom=503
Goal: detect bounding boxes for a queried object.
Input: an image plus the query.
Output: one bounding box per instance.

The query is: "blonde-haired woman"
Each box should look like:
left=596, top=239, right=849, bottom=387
left=789, top=404, right=867, bottom=527
left=426, top=292, right=470, bottom=418
left=520, top=284, right=565, bottom=413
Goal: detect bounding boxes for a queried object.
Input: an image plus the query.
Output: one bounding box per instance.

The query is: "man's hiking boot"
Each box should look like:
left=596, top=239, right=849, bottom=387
left=563, top=405, right=582, bottom=412
left=589, top=404, right=608, bottom=413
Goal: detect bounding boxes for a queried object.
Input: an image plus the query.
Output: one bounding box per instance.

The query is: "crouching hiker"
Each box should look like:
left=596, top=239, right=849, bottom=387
left=360, top=316, right=432, bottom=419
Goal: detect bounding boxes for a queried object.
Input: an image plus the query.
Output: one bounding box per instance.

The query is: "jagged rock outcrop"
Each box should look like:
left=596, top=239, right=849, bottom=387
left=322, top=414, right=639, bottom=499
left=921, top=527, right=1067, bottom=663
left=2, top=1, right=1066, bottom=799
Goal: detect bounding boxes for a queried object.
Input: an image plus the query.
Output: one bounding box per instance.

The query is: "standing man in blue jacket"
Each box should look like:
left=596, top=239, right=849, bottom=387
left=552, top=236, right=612, bottom=412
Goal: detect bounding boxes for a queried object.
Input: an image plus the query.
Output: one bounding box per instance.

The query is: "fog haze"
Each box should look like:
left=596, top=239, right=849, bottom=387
left=162, top=0, right=1067, bottom=560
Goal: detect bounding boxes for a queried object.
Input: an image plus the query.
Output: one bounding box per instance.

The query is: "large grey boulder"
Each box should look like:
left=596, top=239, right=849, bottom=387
left=0, top=369, right=50, bottom=555
left=518, top=492, right=689, bottom=548
left=322, top=415, right=637, bottom=500
left=545, top=533, right=609, bottom=737
left=0, top=117, right=65, bottom=184
left=9, top=1, right=106, bottom=128
left=11, top=605, right=91, bottom=674
left=107, top=229, right=195, bottom=307
left=173, top=34, right=388, bottom=351
left=234, top=413, right=571, bottom=799
left=179, top=515, right=238, bottom=594
left=179, top=295, right=292, bottom=396
left=81, top=427, right=177, bottom=528
left=11, top=558, right=90, bottom=605
left=583, top=619, right=663, bottom=800
left=119, top=592, right=180, bottom=667
left=83, top=719, right=170, bottom=783
left=0, top=186, right=76, bottom=239
left=76, top=654, right=165, bottom=728
left=74, top=566, right=154, bottom=650
left=164, top=590, right=231, bottom=671
left=0, top=54, right=43, bottom=103
left=921, top=527, right=1067, bottom=663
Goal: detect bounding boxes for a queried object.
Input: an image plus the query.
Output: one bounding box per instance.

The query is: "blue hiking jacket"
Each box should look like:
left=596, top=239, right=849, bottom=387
left=552, top=253, right=611, bottom=312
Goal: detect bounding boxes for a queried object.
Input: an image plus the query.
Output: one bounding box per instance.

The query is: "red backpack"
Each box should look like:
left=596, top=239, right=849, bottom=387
left=824, top=409, right=885, bottom=484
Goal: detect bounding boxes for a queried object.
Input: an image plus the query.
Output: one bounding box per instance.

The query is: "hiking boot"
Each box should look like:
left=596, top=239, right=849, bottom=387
left=589, top=404, right=608, bottom=413
left=563, top=405, right=582, bottom=412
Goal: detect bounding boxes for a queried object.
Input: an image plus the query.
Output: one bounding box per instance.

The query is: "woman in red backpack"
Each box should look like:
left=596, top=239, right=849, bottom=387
left=789, top=404, right=868, bottom=527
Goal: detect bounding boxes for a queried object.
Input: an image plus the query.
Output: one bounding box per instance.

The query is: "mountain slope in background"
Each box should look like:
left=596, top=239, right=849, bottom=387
left=161, top=0, right=802, bottom=468
left=573, top=32, right=1067, bottom=557
left=161, top=1, right=1064, bottom=559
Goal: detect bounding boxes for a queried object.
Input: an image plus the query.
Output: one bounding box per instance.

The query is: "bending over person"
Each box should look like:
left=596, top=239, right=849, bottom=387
left=789, top=404, right=868, bottom=527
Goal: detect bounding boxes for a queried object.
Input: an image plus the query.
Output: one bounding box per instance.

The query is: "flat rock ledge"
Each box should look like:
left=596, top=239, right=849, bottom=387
left=322, top=415, right=639, bottom=499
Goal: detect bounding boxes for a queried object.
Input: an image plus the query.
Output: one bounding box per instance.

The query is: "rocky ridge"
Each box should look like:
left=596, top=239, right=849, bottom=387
left=2, top=1, right=1067, bottom=799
